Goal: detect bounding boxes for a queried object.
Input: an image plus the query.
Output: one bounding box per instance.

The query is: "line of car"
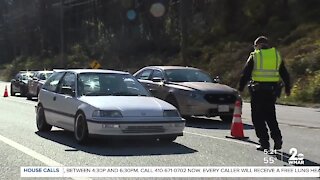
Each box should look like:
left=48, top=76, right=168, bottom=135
left=10, top=66, right=241, bottom=145
left=10, top=70, right=53, bottom=98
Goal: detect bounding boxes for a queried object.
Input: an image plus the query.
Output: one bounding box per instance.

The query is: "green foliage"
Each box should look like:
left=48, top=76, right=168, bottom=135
left=278, top=24, right=320, bottom=103
left=1, top=56, right=35, bottom=81
left=313, top=74, right=320, bottom=102
left=204, top=42, right=251, bottom=88
left=288, top=71, right=320, bottom=103
left=67, top=44, right=89, bottom=68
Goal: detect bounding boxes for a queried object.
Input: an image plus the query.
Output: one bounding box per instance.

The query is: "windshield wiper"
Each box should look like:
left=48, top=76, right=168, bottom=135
left=81, top=91, right=148, bottom=96
left=112, top=92, right=147, bottom=96
left=82, top=92, right=112, bottom=96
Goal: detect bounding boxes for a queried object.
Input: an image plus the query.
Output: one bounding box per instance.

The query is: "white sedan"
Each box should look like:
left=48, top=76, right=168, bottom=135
left=36, top=69, right=185, bottom=144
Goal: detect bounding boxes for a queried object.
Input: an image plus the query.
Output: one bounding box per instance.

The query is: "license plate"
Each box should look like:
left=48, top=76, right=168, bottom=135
left=218, top=105, right=229, bottom=112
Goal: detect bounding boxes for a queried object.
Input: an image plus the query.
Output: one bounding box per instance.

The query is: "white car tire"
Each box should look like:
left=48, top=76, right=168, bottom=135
left=36, top=105, right=52, bottom=131
left=74, top=112, right=89, bottom=144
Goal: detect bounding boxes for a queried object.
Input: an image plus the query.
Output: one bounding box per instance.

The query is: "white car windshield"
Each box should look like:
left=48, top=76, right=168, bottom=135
left=165, top=69, right=213, bottom=83
left=78, top=73, right=150, bottom=97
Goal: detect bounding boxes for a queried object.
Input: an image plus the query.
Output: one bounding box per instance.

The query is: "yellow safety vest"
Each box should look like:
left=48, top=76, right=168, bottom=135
left=251, top=47, right=281, bottom=82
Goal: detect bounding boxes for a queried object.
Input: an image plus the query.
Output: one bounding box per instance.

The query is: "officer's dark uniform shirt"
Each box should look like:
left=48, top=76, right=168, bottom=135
left=238, top=48, right=291, bottom=93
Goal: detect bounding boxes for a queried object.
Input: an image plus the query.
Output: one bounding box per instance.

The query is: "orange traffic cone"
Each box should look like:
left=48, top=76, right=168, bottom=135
left=226, top=100, right=248, bottom=139
left=3, top=85, right=8, bottom=97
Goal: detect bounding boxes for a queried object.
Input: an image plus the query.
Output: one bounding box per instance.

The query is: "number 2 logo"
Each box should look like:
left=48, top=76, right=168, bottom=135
left=289, top=148, right=304, bottom=161
left=289, top=148, right=298, bottom=160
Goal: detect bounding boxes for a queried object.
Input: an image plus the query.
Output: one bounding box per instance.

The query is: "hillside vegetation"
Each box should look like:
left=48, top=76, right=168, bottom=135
left=280, top=24, right=320, bottom=104
left=0, top=0, right=319, bottom=104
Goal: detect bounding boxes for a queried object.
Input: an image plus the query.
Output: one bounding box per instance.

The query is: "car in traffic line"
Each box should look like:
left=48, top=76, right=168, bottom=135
left=36, top=69, right=185, bottom=144
left=27, top=70, right=53, bottom=99
left=10, top=71, right=34, bottom=96
left=134, top=66, right=241, bottom=122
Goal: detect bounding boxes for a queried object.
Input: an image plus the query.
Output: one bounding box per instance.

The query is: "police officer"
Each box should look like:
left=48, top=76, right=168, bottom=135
left=238, top=36, right=291, bottom=151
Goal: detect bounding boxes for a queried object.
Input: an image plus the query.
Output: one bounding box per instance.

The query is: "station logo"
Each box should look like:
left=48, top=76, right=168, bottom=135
left=288, top=148, right=304, bottom=165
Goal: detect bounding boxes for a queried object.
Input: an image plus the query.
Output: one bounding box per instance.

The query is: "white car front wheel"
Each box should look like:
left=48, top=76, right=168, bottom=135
left=74, top=112, right=89, bottom=144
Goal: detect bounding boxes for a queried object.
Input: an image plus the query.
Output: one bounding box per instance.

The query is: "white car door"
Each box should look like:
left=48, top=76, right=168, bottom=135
left=40, top=72, right=65, bottom=126
left=53, top=72, right=80, bottom=131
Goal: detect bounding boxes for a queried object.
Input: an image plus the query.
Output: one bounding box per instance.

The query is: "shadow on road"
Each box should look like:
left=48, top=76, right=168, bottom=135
left=185, top=116, right=255, bottom=130
left=26, top=98, right=37, bottom=102
left=228, top=138, right=320, bottom=166
left=35, top=130, right=197, bottom=156
left=274, top=151, right=320, bottom=166
left=10, top=94, right=37, bottom=101
left=229, top=138, right=320, bottom=166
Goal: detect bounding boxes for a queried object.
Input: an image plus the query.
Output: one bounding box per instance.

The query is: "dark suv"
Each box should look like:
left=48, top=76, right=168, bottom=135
left=10, top=71, right=34, bottom=96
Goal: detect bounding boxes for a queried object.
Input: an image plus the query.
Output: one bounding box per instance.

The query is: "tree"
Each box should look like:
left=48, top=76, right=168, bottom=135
left=179, top=0, right=192, bottom=65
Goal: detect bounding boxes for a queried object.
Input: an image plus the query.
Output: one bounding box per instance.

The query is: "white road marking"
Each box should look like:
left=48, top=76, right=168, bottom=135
left=184, top=131, right=256, bottom=147
left=0, top=134, right=91, bottom=180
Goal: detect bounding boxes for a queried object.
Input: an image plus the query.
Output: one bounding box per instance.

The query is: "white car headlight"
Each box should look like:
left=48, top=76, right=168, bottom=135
left=92, top=110, right=123, bottom=118
left=163, top=110, right=180, bottom=117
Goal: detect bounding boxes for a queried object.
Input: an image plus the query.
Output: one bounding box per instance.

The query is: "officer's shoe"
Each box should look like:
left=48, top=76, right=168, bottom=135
left=256, top=145, right=270, bottom=152
left=274, top=139, right=283, bottom=150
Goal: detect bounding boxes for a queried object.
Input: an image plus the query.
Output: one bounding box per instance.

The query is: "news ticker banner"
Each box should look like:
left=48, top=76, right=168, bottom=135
left=21, top=166, right=320, bottom=178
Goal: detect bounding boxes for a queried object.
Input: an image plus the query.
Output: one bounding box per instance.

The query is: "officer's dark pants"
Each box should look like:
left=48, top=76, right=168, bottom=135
left=250, top=89, right=282, bottom=147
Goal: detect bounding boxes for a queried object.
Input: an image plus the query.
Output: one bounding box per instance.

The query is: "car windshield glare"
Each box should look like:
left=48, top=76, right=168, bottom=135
left=21, top=73, right=33, bottom=80
left=21, top=75, right=29, bottom=80
left=40, top=72, right=53, bottom=80
left=165, top=69, right=212, bottom=83
left=78, top=73, right=150, bottom=97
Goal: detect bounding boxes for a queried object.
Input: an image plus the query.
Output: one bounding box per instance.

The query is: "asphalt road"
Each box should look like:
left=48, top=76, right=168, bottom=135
left=0, top=82, right=319, bottom=179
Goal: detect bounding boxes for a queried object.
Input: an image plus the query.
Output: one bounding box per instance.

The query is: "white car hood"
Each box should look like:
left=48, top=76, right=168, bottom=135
left=79, top=96, right=175, bottom=117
